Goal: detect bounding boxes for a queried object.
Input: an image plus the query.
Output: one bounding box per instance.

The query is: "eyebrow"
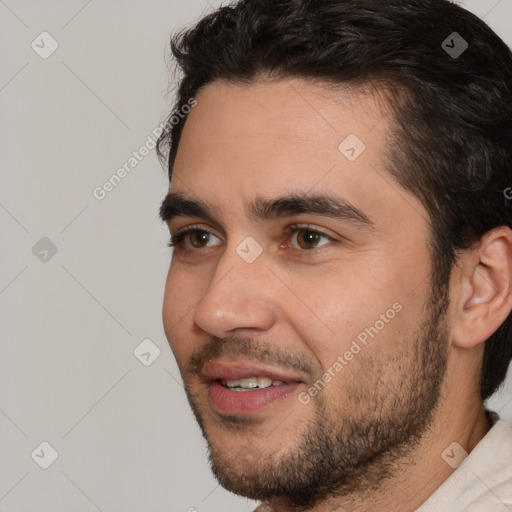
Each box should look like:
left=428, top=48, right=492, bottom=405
left=159, top=192, right=214, bottom=223
left=159, top=191, right=373, bottom=228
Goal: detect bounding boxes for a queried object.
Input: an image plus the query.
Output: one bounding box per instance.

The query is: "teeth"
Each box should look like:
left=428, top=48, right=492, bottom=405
left=257, top=377, right=273, bottom=388
left=221, top=377, right=285, bottom=389
left=239, top=377, right=258, bottom=389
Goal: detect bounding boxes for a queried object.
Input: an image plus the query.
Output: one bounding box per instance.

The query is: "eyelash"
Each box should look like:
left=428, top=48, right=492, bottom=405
left=167, top=224, right=208, bottom=249
left=167, top=224, right=335, bottom=250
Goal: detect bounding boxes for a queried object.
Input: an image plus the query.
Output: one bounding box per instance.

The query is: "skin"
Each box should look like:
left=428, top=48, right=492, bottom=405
left=161, top=78, right=512, bottom=511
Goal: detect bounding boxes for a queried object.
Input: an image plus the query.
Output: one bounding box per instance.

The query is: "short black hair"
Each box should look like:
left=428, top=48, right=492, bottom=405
left=157, top=0, right=512, bottom=400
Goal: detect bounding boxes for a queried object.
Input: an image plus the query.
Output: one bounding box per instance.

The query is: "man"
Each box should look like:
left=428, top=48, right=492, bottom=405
left=157, top=0, right=512, bottom=510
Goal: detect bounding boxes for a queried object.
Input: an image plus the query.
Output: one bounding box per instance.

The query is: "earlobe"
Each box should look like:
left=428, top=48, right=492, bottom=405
left=452, top=227, right=512, bottom=349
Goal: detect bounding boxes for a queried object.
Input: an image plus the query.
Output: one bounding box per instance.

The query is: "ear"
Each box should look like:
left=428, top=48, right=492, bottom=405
left=451, top=226, right=512, bottom=349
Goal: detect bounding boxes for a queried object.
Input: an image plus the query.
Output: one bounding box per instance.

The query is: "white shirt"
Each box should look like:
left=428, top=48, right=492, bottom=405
left=417, top=413, right=512, bottom=511
left=253, top=412, right=512, bottom=511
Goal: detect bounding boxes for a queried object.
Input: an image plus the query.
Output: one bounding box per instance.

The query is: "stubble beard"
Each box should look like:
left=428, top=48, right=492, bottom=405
left=181, top=289, right=450, bottom=510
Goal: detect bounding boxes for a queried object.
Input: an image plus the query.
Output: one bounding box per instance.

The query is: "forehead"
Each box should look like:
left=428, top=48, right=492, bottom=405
left=170, top=78, right=424, bottom=231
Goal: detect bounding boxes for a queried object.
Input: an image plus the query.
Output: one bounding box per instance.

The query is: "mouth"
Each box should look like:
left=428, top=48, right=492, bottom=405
left=202, top=362, right=305, bottom=415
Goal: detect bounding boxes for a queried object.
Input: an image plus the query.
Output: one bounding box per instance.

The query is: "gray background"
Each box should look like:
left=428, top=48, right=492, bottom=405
left=1, top=1, right=511, bottom=511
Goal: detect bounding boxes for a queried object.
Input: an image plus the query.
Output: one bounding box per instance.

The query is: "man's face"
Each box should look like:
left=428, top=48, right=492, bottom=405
left=162, top=79, right=449, bottom=506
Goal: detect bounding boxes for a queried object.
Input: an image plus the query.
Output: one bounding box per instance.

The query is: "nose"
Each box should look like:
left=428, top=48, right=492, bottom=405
left=193, top=244, right=277, bottom=338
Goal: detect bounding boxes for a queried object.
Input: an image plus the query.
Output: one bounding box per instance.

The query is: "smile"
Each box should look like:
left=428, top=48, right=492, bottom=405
left=202, top=361, right=305, bottom=414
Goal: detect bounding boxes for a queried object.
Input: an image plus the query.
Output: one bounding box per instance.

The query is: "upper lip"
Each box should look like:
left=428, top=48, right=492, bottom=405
left=202, top=360, right=306, bottom=383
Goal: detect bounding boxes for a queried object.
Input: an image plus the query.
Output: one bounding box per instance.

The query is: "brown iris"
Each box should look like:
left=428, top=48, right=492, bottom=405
left=296, top=229, right=322, bottom=250
left=190, top=230, right=210, bottom=248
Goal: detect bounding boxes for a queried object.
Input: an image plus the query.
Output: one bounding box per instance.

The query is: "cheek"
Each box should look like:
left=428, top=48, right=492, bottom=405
left=290, top=271, right=411, bottom=367
left=162, top=266, right=201, bottom=359
left=162, top=268, right=179, bottom=327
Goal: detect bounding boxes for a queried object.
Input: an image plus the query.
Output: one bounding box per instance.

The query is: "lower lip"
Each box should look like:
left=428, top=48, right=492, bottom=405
left=209, top=381, right=301, bottom=415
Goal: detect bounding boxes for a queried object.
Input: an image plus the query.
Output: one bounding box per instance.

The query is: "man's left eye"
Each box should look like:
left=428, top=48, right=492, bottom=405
left=287, top=227, right=333, bottom=250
